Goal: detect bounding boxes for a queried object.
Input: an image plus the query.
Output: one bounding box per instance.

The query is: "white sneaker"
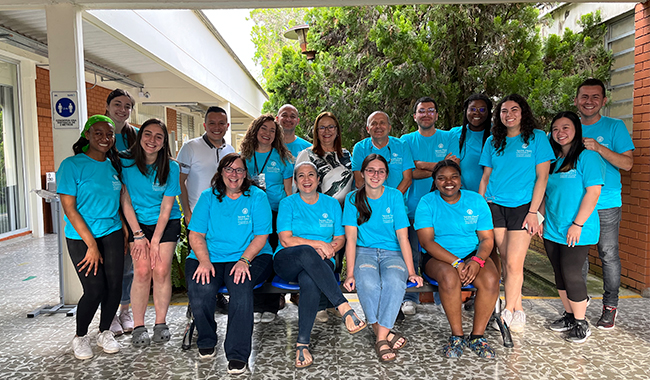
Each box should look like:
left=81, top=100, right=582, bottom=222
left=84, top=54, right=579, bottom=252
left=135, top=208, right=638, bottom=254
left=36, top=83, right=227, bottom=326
left=261, top=312, right=276, bottom=323
left=315, top=310, right=329, bottom=323
left=109, top=314, right=123, bottom=336
left=401, top=301, right=416, bottom=316
left=510, top=310, right=526, bottom=333
left=253, top=312, right=262, bottom=324
left=501, top=309, right=513, bottom=328
left=97, top=330, right=120, bottom=354
left=118, top=310, right=134, bottom=333
left=72, top=335, right=93, bottom=360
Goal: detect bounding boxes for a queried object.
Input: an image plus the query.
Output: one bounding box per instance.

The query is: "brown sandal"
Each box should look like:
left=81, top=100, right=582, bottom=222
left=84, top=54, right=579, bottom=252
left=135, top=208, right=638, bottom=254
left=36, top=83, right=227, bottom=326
left=375, top=340, right=396, bottom=362
left=387, top=330, right=407, bottom=350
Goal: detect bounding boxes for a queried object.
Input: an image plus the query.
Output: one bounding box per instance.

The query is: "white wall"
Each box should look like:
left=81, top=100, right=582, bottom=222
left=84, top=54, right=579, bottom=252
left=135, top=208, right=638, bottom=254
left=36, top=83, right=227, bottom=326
left=541, top=2, right=636, bottom=38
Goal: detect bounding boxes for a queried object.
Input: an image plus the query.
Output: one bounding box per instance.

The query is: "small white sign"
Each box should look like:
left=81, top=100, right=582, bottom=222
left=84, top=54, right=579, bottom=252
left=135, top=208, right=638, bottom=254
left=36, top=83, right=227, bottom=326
left=51, top=91, right=79, bottom=129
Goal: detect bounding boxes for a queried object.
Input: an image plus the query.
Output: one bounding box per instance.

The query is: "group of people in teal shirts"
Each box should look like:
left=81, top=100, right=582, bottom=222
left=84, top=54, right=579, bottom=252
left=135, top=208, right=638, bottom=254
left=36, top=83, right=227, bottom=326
left=57, top=77, right=634, bottom=374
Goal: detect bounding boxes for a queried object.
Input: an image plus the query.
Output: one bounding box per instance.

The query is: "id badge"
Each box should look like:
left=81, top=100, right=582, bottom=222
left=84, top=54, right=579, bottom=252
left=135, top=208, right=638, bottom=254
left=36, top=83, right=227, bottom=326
left=253, top=173, right=266, bottom=190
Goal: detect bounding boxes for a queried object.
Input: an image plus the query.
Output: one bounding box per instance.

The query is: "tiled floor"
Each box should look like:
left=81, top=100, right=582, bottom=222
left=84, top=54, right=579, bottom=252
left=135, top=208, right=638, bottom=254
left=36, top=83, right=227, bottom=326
left=2, top=235, right=650, bottom=379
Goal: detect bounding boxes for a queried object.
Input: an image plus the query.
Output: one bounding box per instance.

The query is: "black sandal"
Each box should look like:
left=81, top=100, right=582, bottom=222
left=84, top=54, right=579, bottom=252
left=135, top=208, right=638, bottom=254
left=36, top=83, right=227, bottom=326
left=341, top=309, right=367, bottom=334
left=295, top=345, right=313, bottom=368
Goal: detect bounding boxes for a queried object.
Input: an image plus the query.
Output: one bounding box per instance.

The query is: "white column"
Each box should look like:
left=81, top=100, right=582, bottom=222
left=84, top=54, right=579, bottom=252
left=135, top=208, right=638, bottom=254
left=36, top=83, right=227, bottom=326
left=46, top=4, right=88, bottom=304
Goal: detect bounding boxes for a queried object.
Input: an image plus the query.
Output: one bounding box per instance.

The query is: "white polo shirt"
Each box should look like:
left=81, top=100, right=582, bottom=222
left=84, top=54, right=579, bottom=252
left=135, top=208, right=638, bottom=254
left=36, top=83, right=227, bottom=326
left=176, top=134, right=235, bottom=211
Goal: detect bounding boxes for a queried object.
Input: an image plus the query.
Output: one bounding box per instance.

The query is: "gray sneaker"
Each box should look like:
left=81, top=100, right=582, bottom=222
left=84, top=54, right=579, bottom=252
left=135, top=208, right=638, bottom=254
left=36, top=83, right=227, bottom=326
left=566, top=319, right=591, bottom=344
left=549, top=312, right=576, bottom=332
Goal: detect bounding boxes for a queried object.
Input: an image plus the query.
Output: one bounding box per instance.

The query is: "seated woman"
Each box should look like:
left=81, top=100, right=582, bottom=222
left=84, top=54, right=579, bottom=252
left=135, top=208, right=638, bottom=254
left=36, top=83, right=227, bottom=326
left=185, top=153, right=274, bottom=375
left=343, top=154, right=423, bottom=363
left=274, top=161, right=366, bottom=368
left=415, top=160, right=499, bottom=359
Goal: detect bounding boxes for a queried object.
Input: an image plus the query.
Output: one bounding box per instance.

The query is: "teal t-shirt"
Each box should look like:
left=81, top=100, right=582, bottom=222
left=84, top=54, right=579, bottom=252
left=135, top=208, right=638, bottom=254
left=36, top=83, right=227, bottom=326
left=57, top=154, right=122, bottom=239
left=414, top=190, right=493, bottom=259
left=479, top=129, right=555, bottom=207
left=448, top=126, right=489, bottom=192
left=245, top=148, right=293, bottom=211
left=276, top=193, right=344, bottom=262
left=351, top=136, right=415, bottom=191
left=401, top=130, right=454, bottom=218
left=543, top=150, right=605, bottom=246
left=582, top=116, right=635, bottom=209
left=342, top=186, right=410, bottom=251
left=115, top=127, right=140, bottom=153
left=121, top=158, right=182, bottom=225
left=286, top=136, right=311, bottom=159
left=187, top=186, right=273, bottom=263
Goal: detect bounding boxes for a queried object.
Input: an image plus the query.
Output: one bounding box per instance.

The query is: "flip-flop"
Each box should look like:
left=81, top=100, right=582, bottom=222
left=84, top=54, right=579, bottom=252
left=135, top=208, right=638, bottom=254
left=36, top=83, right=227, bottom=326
left=295, top=345, right=313, bottom=368
left=375, top=340, right=396, bottom=362
left=341, top=309, right=367, bottom=334
left=387, top=330, right=407, bottom=350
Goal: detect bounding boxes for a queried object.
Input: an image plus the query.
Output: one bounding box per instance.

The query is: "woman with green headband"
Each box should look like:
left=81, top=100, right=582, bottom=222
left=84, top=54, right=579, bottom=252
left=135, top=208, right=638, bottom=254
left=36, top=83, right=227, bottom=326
left=57, top=115, right=140, bottom=360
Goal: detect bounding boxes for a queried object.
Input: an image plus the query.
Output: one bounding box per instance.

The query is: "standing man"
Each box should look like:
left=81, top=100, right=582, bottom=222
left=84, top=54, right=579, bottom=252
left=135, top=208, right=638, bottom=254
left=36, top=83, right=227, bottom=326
left=575, top=78, right=634, bottom=330
left=177, top=106, right=235, bottom=314
left=351, top=111, right=414, bottom=194
left=400, top=97, right=458, bottom=315
left=277, top=104, right=311, bottom=158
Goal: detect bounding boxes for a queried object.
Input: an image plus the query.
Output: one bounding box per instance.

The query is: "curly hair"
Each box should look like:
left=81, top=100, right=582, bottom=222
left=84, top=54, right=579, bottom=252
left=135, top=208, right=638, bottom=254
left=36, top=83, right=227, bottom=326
left=429, top=159, right=462, bottom=192
left=491, top=94, right=540, bottom=155
left=210, top=153, right=255, bottom=202
left=239, top=114, right=293, bottom=164
left=459, top=93, right=492, bottom=157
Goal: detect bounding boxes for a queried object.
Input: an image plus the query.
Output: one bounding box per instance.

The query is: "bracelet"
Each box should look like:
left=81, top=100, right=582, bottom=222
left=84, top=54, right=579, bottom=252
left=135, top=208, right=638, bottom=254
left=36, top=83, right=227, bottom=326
left=572, top=221, right=584, bottom=228
left=528, top=211, right=537, bottom=215
left=133, top=235, right=146, bottom=240
left=238, top=257, right=251, bottom=266
left=133, top=229, right=143, bottom=235
left=470, top=256, right=485, bottom=268
left=451, top=259, right=464, bottom=268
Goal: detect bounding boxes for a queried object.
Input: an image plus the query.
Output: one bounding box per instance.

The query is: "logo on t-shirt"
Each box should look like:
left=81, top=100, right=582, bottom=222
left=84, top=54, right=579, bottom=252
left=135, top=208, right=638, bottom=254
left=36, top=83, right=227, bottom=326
left=152, top=183, right=166, bottom=192
left=597, top=136, right=604, bottom=143
left=464, top=209, right=478, bottom=224
left=435, top=143, right=448, bottom=158
left=267, top=161, right=281, bottom=173
left=516, top=144, right=532, bottom=158
left=391, top=152, right=403, bottom=165
left=319, top=212, right=333, bottom=228
left=382, top=207, right=393, bottom=224
left=559, top=169, right=577, bottom=179
left=238, top=208, right=250, bottom=225
left=242, top=208, right=249, bottom=214
left=112, top=175, right=121, bottom=191
left=438, top=143, right=444, bottom=148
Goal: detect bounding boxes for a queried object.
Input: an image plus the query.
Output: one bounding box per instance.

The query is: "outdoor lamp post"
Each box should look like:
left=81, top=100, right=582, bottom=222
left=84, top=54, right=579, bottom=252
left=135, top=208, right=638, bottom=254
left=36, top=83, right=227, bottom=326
left=283, top=24, right=316, bottom=61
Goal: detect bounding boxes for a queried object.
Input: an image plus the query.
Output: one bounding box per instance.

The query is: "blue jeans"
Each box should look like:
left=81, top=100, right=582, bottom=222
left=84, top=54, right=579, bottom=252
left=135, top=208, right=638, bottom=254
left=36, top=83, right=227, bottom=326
left=404, top=220, right=421, bottom=304
left=186, top=256, right=271, bottom=362
left=274, top=245, right=347, bottom=344
left=121, top=252, right=133, bottom=305
left=596, top=207, right=622, bottom=307
left=354, top=247, right=408, bottom=329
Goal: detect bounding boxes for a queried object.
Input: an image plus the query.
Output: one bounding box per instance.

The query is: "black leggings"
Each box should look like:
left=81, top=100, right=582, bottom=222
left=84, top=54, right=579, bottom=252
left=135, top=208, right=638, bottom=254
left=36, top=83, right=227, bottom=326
left=543, top=240, right=589, bottom=302
left=67, top=229, right=125, bottom=336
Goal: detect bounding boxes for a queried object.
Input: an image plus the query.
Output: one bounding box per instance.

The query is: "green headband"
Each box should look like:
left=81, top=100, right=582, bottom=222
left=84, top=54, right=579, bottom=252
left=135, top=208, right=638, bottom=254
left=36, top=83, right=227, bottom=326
left=81, top=115, right=115, bottom=152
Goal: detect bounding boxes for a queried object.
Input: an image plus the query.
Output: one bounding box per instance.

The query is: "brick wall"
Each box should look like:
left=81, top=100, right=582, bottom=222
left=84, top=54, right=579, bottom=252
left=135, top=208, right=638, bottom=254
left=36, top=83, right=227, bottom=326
left=166, top=107, right=177, bottom=134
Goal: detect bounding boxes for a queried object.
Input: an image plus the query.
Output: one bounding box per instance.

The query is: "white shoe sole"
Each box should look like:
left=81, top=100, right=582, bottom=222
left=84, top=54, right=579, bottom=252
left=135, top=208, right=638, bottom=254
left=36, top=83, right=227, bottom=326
left=566, top=329, right=592, bottom=344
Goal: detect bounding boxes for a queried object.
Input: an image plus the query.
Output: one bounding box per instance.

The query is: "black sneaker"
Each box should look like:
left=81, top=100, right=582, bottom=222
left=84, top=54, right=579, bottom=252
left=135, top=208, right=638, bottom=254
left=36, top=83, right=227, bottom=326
left=216, top=294, right=229, bottom=314
left=227, top=359, right=248, bottom=375
left=566, top=319, right=591, bottom=344
left=198, top=347, right=216, bottom=359
left=596, top=305, right=617, bottom=330
left=549, top=312, right=576, bottom=332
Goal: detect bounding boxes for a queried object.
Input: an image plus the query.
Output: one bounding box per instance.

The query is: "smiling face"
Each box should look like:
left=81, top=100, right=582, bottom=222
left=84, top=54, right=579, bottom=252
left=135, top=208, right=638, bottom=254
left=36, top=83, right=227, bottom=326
left=85, top=122, right=115, bottom=155
left=295, top=164, right=318, bottom=195
left=317, top=116, right=338, bottom=149
left=574, top=85, right=606, bottom=121
left=434, top=165, right=461, bottom=200
left=500, top=100, right=522, bottom=130
left=221, top=158, right=247, bottom=194
left=140, top=123, right=166, bottom=157
left=256, top=120, right=276, bottom=149
left=366, top=112, right=391, bottom=141
left=551, top=117, right=576, bottom=150
left=413, top=101, right=438, bottom=130
left=276, top=105, right=299, bottom=133
left=106, top=95, right=133, bottom=125
left=467, top=100, right=488, bottom=129
left=204, top=111, right=229, bottom=146
left=362, top=159, right=388, bottom=190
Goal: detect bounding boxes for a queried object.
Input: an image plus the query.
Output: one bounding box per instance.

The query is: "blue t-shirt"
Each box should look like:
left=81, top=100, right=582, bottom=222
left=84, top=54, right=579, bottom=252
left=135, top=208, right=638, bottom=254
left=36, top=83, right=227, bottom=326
left=448, top=126, right=488, bottom=192
left=401, top=130, right=453, bottom=218
left=342, top=186, right=410, bottom=251
left=115, top=127, right=140, bottom=153
left=351, top=136, right=415, bottom=190
left=276, top=193, right=344, bottom=262
left=286, top=136, right=311, bottom=159
left=543, top=150, right=606, bottom=246
left=414, top=190, right=493, bottom=259
left=582, top=116, right=635, bottom=209
left=479, top=129, right=555, bottom=207
left=187, top=186, right=273, bottom=263
left=57, top=154, right=122, bottom=239
left=121, top=158, right=182, bottom=225
left=245, top=148, right=293, bottom=211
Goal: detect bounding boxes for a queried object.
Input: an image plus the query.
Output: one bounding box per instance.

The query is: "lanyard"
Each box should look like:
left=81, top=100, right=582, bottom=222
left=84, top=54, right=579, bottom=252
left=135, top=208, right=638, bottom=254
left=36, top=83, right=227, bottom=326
left=254, top=150, right=272, bottom=175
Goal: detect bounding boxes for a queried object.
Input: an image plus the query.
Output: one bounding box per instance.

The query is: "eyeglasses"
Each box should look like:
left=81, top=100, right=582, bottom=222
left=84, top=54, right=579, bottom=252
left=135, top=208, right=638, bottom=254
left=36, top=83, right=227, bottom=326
left=417, top=108, right=437, bottom=115
left=318, top=125, right=337, bottom=131
left=224, top=167, right=246, bottom=175
left=364, top=168, right=387, bottom=177
left=469, top=107, right=487, bottom=113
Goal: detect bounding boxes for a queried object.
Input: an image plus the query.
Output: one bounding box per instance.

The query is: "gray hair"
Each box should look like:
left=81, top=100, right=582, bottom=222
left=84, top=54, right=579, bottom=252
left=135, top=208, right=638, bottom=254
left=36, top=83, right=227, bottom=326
left=293, top=160, right=318, bottom=181
left=366, top=111, right=390, bottom=127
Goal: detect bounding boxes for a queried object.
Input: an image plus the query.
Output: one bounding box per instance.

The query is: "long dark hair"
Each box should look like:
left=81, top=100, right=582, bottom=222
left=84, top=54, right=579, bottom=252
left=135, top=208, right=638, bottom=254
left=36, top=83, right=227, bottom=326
left=120, top=118, right=172, bottom=186
left=350, top=154, right=389, bottom=225
left=211, top=153, right=255, bottom=202
left=240, top=114, right=293, bottom=164
left=491, top=94, right=539, bottom=155
left=312, top=111, right=344, bottom=158
left=430, top=159, right=462, bottom=192
left=549, top=111, right=584, bottom=173
left=72, top=122, right=122, bottom=181
left=459, top=94, right=492, bottom=156
left=106, top=89, right=137, bottom=150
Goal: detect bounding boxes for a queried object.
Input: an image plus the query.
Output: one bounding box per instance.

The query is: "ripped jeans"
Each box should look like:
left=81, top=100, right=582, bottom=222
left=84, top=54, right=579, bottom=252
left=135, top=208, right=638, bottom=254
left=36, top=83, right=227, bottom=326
left=354, top=247, right=408, bottom=329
